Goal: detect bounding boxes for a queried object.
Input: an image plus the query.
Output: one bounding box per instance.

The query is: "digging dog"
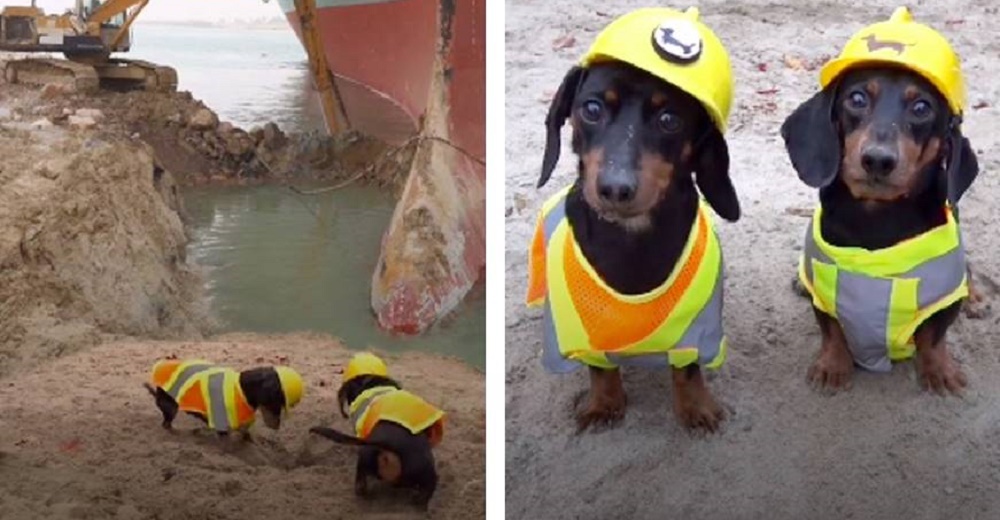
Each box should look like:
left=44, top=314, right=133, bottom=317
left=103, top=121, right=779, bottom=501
left=144, top=358, right=304, bottom=437
left=310, top=352, right=444, bottom=510
left=781, top=7, right=978, bottom=394
left=526, top=7, right=741, bottom=433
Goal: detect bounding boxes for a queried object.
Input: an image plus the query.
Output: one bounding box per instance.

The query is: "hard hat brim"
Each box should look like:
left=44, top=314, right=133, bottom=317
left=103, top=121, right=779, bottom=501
left=819, top=56, right=963, bottom=115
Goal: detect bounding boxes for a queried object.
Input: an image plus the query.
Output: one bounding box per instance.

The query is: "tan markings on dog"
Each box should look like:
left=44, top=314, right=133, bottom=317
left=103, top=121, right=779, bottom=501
left=840, top=126, right=904, bottom=201
left=604, top=89, right=619, bottom=105
left=580, top=147, right=605, bottom=211
left=650, top=92, right=667, bottom=109
left=898, top=135, right=941, bottom=193
left=865, top=79, right=880, bottom=100
left=904, top=85, right=920, bottom=102
left=576, top=367, right=627, bottom=431
left=377, top=450, right=403, bottom=483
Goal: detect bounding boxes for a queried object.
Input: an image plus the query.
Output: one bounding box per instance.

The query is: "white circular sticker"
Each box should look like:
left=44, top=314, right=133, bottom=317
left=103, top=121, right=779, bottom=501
left=652, top=19, right=703, bottom=63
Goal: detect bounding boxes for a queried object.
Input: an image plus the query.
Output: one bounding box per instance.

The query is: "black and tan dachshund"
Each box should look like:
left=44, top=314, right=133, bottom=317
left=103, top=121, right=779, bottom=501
left=782, top=66, right=979, bottom=394
left=310, top=374, right=439, bottom=510
left=539, top=61, right=741, bottom=432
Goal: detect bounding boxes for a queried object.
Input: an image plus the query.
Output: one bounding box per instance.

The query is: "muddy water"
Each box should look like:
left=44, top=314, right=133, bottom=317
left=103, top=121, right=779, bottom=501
left=183, top=185, right=485, bottom=369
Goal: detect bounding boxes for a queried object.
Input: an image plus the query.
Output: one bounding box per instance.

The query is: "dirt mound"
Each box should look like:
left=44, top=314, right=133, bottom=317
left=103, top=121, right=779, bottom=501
left=0, top=125, right=208, bottom=376
left=0, top=333, right=485, bottom=520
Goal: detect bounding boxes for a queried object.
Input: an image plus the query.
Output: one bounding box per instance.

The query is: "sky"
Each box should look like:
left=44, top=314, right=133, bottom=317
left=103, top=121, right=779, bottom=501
left=27, top=0, right=283, bottom=23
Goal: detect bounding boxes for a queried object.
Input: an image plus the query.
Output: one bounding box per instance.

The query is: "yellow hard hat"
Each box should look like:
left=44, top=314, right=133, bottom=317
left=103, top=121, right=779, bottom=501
left=344, top=352, right=388, bottom=383
left=580, top=7, right=733, bottom=132
left=819, top=7, right=965, bottom=114
left=274, top=366, right=304, bottom=411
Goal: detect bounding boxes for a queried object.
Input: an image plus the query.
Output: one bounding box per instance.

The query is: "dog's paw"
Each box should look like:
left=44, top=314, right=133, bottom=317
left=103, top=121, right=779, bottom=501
left=807, top=347, right=854, bottom=393
left=918, top=353, right=967, bottom=396
left=575, top=400, right=626, bottom=432
left=791, top=275, right=810, bottom=299
left=674, top=395, right=725, bottom=433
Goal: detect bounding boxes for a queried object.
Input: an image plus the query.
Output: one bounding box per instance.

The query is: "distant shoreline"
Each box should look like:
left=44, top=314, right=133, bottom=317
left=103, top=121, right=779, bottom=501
left=135, top=20, right=291, bottom=31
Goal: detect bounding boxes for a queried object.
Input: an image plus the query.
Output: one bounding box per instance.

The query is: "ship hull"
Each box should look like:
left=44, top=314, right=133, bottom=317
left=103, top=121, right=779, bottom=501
left=278, top=0, right=485, bottom=334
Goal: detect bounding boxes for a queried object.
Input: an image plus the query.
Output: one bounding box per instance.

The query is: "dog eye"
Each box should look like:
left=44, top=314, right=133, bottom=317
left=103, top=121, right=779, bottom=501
left=911, top=100, right=932, bottom=118
left=579, top=100, right=604, bottom=124
left=847, top=91, right=868, bottom=109
left=657, top=111, right=683, bottom=133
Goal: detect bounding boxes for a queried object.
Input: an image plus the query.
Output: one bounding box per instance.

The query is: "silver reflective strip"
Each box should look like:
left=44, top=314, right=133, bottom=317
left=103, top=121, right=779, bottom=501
left=164, top=363, right=213, bottom=400
left=678, top=268, right=725, bottom=366
left=835, top=272, right=893, bottom=372
left=349, top=387, right=395, bottom=431
left=903, top=235, right=965, bottom=308
left=541, top=298, right=578, bottom=373
left=207, top=372, right=231, bottom=432
left=542, top=196, right=566, bottom=242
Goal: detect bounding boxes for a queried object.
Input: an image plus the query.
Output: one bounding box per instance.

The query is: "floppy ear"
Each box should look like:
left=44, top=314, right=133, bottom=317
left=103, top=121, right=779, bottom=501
left=539, top=66, right=585, bottom=188
left=781, top=88, right=841, bottom=188
left=693, top=126, right=740, bottom=222
left=944, top=127, right=978, bottom=207
left=337, top=385, right=349, bottom=418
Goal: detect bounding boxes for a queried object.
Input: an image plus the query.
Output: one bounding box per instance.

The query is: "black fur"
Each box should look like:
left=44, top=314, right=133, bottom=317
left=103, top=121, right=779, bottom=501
left=315, top=373, right=439, bottom=510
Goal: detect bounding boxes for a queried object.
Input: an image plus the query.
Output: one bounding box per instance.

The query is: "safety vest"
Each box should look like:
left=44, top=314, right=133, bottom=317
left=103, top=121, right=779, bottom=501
left=525, top=186, right=728, bottom=372
left=349, top=386, right=445, bottom=447
left=798, top=205, right=968, bottom=372
left=150, top=359, right=256, bottom=432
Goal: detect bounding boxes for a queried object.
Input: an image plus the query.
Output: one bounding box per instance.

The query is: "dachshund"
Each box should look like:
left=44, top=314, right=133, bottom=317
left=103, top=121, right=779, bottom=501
left=782, top=66, right=978, bottom=395
left=310, top=372, right=443, bottom=510
left=535, top=60, right=741, bottom=432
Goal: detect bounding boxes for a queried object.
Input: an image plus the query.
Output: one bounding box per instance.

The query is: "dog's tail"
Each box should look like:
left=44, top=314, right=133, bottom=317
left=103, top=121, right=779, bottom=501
left=309, top=426, right=399, bottom=454
left=142, top=383, right=158, bottom=397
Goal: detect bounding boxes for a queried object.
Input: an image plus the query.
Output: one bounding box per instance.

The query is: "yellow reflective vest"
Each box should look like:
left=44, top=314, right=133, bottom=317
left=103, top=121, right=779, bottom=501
left=798, top=205, right=968, bottom=371
left=525, top=186, right=728, bottom=371
left=150, top=359, right=256, bottom=432
left=349, top=386, right=445, bottom=447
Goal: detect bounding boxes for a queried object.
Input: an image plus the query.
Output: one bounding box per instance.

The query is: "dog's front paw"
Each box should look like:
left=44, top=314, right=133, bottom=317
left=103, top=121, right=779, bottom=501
left=575, top=397, right=626, bottom=432
left=962, top=293, right=991, bottom=320
left=674, top=393, right=724, bottom=433
left=807, top=345, right=854, bottom=392
left=917, top=349, right=967, bottom=396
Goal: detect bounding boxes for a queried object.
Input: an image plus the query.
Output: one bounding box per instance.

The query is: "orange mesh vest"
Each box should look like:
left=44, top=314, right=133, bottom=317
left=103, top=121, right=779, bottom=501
left=150, top=359, right=257, bottom=432
left=349, top=386, right=445, bottom=448
left=525, top=186, right=728, bottom=371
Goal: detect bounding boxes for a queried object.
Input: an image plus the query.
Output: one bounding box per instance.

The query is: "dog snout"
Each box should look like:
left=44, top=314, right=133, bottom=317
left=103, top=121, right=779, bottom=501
left=861, top=145, right=898, bottom=178
left=597, top=170, right=637, bottom=203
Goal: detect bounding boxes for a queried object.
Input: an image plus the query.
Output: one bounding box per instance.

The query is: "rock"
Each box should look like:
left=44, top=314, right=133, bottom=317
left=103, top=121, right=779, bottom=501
left=249, top=126, right=264, bottom=144
left=218, top=121, right=234, bottom=134
left=29, top=118, right=53, bottom=130
left=115, top=504, right=143, bottom=520
left=39, top=83, right=66, bottom=100
left=74, top=108, right=104, bottom=121
left=223, top=130, right=253, bottom=157
left=188, top=108, right=218, bottom=130
left=261, top=122, right=287, bottom=149
left=0, top=107, right=13, bottom=120
left=62, top=107, right=74, bottom=116
left=67, top=115, right=97, bottom=129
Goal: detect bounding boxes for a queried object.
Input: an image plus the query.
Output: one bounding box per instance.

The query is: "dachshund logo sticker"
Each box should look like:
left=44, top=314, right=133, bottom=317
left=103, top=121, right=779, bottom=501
left=651, top=19, right=702, bottom=64
left=862, top=34, right=913, bottom=55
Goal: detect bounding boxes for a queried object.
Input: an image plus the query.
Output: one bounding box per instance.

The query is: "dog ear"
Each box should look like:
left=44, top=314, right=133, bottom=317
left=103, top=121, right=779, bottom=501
left=693, top=126, right=740, bottom=222
left=944, top=127, right=978, bottom=207
left=240, top=368, right=286, bottom=410
left=781, top=88, right=841, bottom=188
left=539, top=66, right=585, bottom=188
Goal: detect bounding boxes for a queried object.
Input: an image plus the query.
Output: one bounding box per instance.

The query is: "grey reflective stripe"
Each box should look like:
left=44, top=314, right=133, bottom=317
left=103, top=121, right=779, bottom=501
left=348, top=387, right=395, bottom=431
left=206, top=371, right=231, bottom=432
left=538, top=194, right=725, bottom=372
left=164, top=363, right=214, bottom=400
left=802, top=215, right=966, bottom=372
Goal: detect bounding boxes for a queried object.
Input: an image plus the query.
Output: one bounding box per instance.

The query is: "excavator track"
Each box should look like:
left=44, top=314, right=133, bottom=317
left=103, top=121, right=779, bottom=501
left=3, top=58, right=100, bottom=93
left=3, top=57, right=176, bottom=93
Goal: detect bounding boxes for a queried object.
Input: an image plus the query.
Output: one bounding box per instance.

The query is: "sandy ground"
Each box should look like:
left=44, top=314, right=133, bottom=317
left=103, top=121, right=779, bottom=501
left=0, top=333, right=485, bottom=520
left=505, top=1, right=1000, bottom=518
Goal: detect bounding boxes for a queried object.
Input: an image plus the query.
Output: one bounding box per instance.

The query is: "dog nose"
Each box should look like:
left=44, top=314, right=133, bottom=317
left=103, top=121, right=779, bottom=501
left=597, top=176, right=637, bottom=203
left=861, top=147, right=898, bottom=178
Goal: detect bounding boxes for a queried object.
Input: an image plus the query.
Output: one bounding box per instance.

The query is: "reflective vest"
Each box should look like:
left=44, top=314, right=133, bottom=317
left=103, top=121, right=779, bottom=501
left=525, top=186, right=728, bottom=372
left=150, top=359, right=256, bottom=432
left=349, top=386, right=445, bottom=447
left=798, top=205, right=968, bottom=372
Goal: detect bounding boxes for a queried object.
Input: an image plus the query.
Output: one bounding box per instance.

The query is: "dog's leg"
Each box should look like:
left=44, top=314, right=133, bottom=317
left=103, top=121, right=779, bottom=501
left=576, top=366, right=627, bottom=432
left=962, top=263, right=991, bottom=319
left=413, top=470, right=437, bottom=511
left=354, top=455, right=370, bottom=498
left=914, top=305, right=966, bottom=395
left=149, top=386, right=179, bottom=430
left=807, top=308, right=854, bottom=391
left=671, top=364, right=724, bottom=432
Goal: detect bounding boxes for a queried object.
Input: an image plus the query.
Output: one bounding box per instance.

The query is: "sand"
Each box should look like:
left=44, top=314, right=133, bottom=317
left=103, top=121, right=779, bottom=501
left=505, top=1, right=1000, bottom=518
left=0, top=334, right=485, bottom=520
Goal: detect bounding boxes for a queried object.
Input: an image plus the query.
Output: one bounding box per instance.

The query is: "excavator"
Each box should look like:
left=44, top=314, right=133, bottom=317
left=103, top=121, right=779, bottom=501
left=0, top=0, right=176, bottom=92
